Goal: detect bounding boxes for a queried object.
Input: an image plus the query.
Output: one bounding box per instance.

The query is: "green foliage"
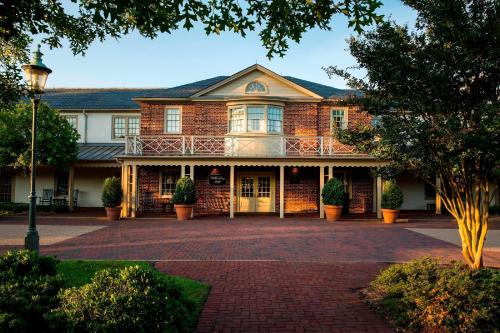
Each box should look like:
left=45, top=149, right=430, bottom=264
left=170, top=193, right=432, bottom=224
left=381, top=181, right=404, bottom=210
left=56, top=265, right=192, bottom=333
left=0, top=0, right=383, bottom=107
left=0, top=102, right=79, bottom=171
left=171, top=176, right=197, bottom=205
left=101, top=176, right=122, bottom=207
left=325, top=0, right=499, bottom=268
left=0, top=250, right=63, bottom=333
left=370, top=258, right=500, bottom=333
left=321, top=178, right=345, bottom=206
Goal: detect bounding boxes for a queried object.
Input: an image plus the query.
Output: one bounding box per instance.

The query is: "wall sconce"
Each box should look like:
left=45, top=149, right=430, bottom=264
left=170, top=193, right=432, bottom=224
left=290, top=167, right=300, bottom=184
left=210, top=167, right=222, bottom=175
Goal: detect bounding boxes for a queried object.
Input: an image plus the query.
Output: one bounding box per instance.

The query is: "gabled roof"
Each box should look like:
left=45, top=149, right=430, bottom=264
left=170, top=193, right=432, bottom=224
left=41, top=65, right=355, bottom=110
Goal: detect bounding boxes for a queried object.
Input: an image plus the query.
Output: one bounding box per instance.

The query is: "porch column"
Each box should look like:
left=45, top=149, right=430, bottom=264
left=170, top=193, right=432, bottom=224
left=68, top=166, right=75, bottom=211
left=121, top=163, right=130, bottom=218
left=319, top=166, right=325, bottom=219
left=372, top=175, right=377, bottom=213
left=229, top=165, right=235, bottom=219
left=131, top=165, right=137, bottom=218
left=435, top=175, right=442, bottom=215
left=181, top=165, right=186, bottom=178
left=189, top=165, right=194, bottom=218
left=279, top=165, right=284, bottom=219
left=328, top=166, right=333, bottom=180
left=376, top=175, right=382, bottom=219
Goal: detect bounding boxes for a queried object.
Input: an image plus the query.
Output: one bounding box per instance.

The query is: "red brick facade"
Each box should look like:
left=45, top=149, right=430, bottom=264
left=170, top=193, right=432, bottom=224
left=136, top=99, right=374, bottom=215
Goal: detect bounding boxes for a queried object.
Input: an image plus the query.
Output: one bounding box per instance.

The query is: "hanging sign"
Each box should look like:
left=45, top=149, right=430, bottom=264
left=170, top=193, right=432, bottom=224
left=208, top=174, right=226, bottom=185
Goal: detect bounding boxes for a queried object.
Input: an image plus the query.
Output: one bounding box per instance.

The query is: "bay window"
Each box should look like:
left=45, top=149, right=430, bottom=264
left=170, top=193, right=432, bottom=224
left=228, top=105, right=283, bottom=134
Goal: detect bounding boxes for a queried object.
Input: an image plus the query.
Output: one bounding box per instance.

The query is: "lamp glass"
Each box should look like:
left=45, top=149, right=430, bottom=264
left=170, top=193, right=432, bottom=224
left=23, top=66, right=49, bottom=93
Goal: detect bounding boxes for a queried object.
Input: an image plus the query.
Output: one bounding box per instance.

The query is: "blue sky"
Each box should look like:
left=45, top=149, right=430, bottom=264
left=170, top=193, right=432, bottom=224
left=39, top=0, right=416, bottom=90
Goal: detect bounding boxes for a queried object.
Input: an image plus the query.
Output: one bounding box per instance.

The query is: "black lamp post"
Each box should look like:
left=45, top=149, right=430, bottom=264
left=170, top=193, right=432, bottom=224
left=22, top=45, right=52, bottom=254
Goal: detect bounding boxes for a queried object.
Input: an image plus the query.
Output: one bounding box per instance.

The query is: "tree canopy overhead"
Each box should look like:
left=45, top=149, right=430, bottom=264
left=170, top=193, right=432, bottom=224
left=325, top=0, right=500, bottom=269
left=0, top=0, right=383, bottom=106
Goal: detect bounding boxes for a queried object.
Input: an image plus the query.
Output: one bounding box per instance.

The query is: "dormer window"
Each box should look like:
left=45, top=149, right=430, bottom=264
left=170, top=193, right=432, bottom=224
left=245, top=81, right=267, bottom=94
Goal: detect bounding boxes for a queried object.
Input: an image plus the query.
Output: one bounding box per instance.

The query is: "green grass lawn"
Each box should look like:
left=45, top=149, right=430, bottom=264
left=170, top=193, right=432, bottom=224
left=57, top=260, right=210, bottom=332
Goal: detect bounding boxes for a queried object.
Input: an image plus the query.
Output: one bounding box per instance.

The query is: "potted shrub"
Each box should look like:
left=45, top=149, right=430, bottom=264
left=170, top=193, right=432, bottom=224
left=381, top=180, right=404, bottom=223
left=171, top=176, right=196, bottom=221
left=321, top=178, right=345, bottom=222
left=102, top=176, right=122, bottom=221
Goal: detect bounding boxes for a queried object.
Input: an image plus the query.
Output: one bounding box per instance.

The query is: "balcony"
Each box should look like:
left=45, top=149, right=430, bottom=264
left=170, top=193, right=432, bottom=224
left=124, top=135, right=359, bottom=158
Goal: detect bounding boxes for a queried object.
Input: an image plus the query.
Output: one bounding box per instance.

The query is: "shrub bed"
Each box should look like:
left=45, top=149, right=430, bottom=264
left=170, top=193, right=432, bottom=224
left=368, top=258, right=500, bottom=333
left=0, top=251, right=207, bottom=333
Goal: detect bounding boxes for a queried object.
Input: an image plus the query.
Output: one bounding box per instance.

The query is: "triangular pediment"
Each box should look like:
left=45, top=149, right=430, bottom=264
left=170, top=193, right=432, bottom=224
left=192, top=65, right=322, bottom=99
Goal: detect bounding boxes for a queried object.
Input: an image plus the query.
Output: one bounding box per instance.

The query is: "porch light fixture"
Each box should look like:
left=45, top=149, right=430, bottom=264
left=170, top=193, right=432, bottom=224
left=290, top=167, right=300, bottom=184
left=22, top=45, right=52, bottom=254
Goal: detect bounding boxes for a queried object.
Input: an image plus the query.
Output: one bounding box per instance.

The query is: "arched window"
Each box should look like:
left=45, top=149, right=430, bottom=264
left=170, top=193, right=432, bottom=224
left=245, top=81, right=267, bottom=94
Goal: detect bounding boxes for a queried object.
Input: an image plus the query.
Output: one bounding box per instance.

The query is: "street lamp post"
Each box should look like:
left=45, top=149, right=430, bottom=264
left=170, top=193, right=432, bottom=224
left=22, top=45, right=52, bottom=254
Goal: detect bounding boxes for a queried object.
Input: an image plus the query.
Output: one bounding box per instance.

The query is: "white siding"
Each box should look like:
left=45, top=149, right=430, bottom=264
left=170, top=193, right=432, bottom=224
left=396, top=176, right=433, bottom=210
left=14, top=169, right=55, bottom=203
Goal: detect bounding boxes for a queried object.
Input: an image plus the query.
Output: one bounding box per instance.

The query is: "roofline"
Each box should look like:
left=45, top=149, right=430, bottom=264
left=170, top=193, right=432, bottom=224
left=190, top=64, right=324, bottom=99
left=57, top=108, right=141, bottom=112
left=133, top=96, right=324, bottom=103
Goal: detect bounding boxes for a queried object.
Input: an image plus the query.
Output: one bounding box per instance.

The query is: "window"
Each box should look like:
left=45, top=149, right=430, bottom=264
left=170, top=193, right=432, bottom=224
left=229, top=107, right=245, bottom=132
left=165, top=108, right=181, bottom=133
left=247, top=106, right=265, bottom=132
left=267, top=106, right=282, bottom=133
left=63, top=115, right=78, bottom=129
left=0, top=175, right=12, bottom=203
left=160, top=170, right=180, bottom=197
left=112, top=116, right=140, bottom=139
left=55, top=172, right=69, bottom=195
left=227, top=105, right=283, bottom=134
left=330, top=108, right=347, bottom=131
left=245, top=81, right=267, bottom=94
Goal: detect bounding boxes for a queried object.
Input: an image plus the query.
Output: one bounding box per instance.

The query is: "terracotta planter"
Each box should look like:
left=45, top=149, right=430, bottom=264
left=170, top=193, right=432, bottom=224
left=105, top=206, right=121, bottom=221
left=381, top=209, right=399, bottom=223
left=174, top=204, right=193, bottom=221
left=324, top=205, right=343, bottom=222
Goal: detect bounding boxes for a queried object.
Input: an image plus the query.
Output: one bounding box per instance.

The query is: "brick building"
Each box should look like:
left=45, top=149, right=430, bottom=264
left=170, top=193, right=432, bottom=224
left=119, top=64, right=390, bottom=218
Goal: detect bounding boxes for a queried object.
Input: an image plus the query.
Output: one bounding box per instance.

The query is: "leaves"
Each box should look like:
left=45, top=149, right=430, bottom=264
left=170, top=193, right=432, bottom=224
left=0, top=102, right=80, bottom=172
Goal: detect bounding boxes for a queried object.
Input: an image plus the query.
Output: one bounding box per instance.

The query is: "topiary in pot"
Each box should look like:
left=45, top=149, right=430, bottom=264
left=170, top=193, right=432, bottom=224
left=101, top=176, right=122, bottom=221
left=321, top=178, right=345, bottom=222
left=171, top=176, right=197, bottom=220
left=381, top=180, right=404, bottom=223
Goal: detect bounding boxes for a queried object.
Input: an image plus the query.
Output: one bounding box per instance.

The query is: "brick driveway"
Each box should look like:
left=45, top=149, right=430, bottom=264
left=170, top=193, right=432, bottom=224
left=1, top=215, right=499, bottom=332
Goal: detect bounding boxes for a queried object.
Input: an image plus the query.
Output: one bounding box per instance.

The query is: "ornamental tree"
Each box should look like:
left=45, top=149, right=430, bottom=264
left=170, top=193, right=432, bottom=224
left=325, top=0, right=500, bottom=269
left=0, top=102, right=80, bottom=172
left=0, top=0, right=383, bottom=106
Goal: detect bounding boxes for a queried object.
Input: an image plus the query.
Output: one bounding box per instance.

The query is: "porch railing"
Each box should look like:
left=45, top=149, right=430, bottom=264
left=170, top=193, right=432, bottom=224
left=124, top=135, right=357, bottom=157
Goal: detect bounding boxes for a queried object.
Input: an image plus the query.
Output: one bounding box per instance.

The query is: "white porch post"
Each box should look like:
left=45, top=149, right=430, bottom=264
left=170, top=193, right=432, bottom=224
left=229, top=165, right=235, bottom=219
left=68, top=166, right=75, bottom=211
left=279, top=165, right=284, bottom=219
left=435, top=175, right=442, bottom=215
left=319, top=166, right=325, bottom=219
left=121, top=163, right=130, bottom=218
left=376, top=175, right=382, bottom=219
left=189, top=165, right=195, bottom=218
left=328, top=166, right=333, bottom=180
left=181, top=165, right=186, bottom=178
left=372, top=175, right=377, bottom=213
left=131, top=164, right=137, bottom=218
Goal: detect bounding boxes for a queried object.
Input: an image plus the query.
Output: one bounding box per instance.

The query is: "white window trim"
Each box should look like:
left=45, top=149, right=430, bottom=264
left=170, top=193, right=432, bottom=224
left=227, top=104, right=283, bottom=135
left=159, top=168, right=181, bottom=198
left=330, top=107, right=349, bottom=133
left=245, top=80, right=268, bottom=95
left=62, top=115, right=78, bottom=129
left=164, top=106, right=183, bottom=134
left=111, top=115, right=141, bottom=140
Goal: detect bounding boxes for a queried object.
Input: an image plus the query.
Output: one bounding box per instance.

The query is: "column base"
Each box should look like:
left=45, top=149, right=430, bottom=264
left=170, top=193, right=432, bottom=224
left=25, top=231, right=39, bottom=254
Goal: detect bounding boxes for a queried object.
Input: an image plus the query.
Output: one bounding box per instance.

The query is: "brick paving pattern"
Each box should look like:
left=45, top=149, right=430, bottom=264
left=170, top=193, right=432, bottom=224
left=1, top=215, right=499, bottom=332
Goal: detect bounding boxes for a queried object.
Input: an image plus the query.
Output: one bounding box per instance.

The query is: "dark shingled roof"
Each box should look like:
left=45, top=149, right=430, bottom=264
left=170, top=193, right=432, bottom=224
left=78, top=143, right=124, bottom=161
left=42, top=74, right=355, bottom=110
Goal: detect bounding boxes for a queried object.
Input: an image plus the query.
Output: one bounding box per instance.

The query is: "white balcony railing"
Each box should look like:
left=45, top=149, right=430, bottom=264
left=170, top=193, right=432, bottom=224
left=125, top=135, right=357, bottom=157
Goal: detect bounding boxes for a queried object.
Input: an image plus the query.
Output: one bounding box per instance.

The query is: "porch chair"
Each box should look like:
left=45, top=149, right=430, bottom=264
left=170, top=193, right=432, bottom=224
left=72, top=189, right=79, bottom=208
left=141, top=191, right=155, bottom=212
left=40, top=189, right=53, bottom=206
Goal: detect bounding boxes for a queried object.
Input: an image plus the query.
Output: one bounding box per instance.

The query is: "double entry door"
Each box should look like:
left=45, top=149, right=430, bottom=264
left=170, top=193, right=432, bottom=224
left=238, top=172, right=275, bottom=213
